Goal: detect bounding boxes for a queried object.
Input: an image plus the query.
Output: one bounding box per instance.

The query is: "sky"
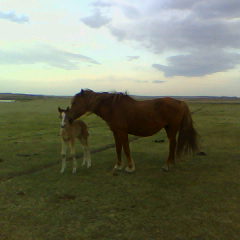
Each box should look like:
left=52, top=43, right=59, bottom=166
left=0, top=0, right=240, bottom=96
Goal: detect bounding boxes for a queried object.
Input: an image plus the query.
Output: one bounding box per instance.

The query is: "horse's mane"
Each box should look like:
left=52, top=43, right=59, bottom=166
left=73, top=89, right=134, bottom=110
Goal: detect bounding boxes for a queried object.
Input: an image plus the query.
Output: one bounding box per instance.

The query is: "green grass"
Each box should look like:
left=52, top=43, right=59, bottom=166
left=0, top=99, right=240, bottom=240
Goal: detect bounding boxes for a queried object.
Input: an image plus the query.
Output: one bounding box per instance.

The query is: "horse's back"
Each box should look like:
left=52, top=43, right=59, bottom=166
left=134, top=97, right=185, bottom=120
left=127, top=97, right=186, bottom=135
left=152, top=97, right=185, bottom=119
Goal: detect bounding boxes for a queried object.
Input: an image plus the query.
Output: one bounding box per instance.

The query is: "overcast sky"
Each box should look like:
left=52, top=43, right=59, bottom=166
left=0, top=0, right=240, bottom=96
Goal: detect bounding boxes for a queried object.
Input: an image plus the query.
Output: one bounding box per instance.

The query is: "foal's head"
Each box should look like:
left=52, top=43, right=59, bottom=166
left=58, top=107, right=72, bottom=128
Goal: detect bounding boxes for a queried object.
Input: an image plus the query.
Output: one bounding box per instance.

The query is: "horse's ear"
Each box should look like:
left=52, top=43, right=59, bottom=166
left=66, top=106, right=70, bottom=111
left=58, top=107, right=62, bottom=112
left=81, top=89, right=84, bottom=95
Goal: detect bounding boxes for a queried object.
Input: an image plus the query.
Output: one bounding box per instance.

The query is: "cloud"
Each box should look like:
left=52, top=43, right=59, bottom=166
left=134, top=79, right=166, bottom=84
left=81, top=10, right=111, bottom=28
left=157, top=0, right=240, bottom=19
left=162, top=0, right=198, bottom=10
left=152, top=80, right=166, bottom=84
left=0, top=10, right=29, bottom=23
left=0, top=46, right=100, bottom=69
left=82, top=1, right=140, bottom=30
left=135, top=80, right=148, bottom=83
left=92, top=0, right=113, bottom=8
left=127, top=56, right=140, bottom=61
left=92, top=0, right=140, bottom=19
left=93, top=0, right=240, bottom=77
left=121, top=5, right=141, bottom=19
left=152, top=50, right=240, bottom=77
left=109, top=13, right=240, bottom=53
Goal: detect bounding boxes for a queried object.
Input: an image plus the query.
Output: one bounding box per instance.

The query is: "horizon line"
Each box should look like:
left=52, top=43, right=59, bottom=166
left=0, top=92, right=239, bottom=99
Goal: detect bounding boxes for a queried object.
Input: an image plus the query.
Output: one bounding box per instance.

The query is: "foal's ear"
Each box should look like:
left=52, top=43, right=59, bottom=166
left=58, top=107, right=62, bottom=112
left=66, top=106, right=70, bottom=111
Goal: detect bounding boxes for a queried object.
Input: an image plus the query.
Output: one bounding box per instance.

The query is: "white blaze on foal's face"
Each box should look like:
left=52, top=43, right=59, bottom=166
left=61, top=112, right=67, bottom=128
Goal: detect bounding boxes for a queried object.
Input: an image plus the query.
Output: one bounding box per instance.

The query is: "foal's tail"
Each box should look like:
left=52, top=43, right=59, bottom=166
left=176, top=103, right=199, bottom=157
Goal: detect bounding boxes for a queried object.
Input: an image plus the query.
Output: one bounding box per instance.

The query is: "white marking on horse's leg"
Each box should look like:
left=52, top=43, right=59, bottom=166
left=161, top=164, right=169, bottom=172
left=61, top=156, right=66, bottom=173
left=114, top=163, right=124, bottom=170
left=82, top=152, right=86, bottom=167
left=85, top=146, right=91, bottom=168
left=82, top=159, right=86, bottom=167
left=81, top=145, right=86, bottom=167
left=60, top=140, right=67, bottom=173
left=82, top=144, right=91, bottom=168
left=70, top=142, right=77, bottom=174
left=125, top=159, right=135, bottom=173
left=161, top=162, right=173, bottom=172
left=72, top=157, right=77, bottom=174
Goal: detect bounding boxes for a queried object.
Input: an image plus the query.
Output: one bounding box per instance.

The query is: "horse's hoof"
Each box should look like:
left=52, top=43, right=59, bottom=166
left=161, top=165, right=169, bottom=172
left=125, top=166, right=135, bottom=173
left=114, top=164, right=124, bottom=171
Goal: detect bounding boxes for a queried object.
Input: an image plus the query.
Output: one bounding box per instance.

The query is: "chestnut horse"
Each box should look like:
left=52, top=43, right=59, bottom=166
left=67, top=89, right=198, bottom=172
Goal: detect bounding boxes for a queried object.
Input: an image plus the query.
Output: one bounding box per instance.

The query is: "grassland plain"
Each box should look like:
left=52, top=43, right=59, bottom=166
left=0, top=97, right=240, bottom=240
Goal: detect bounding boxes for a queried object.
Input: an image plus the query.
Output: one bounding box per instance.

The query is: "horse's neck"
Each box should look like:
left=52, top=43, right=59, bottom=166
left=86, top=92, right=100, bottom=112
left=89, top=93, right=113, bottom=121
left=92, top=105, right=109, bottom=122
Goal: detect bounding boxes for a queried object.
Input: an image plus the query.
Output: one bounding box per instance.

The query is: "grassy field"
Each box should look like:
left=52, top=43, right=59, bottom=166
left=0, top=97, right=239, bottom=240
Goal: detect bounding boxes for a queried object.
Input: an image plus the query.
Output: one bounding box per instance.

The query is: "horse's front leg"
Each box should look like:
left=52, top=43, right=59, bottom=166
left=69, top=140, right=77, bottom=174
left=113, top=132, right=124, bottom=171
left=121, top=134, right=135, bottom=173
left=60, top=139, right=67, bottom=173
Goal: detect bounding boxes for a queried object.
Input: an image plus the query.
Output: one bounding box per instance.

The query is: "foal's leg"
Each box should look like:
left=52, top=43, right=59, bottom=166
left=81, top=145, right=87, bottom=167
left=113, top=132, right=124, bottom=170
left=84, top=144, right=91, bottom=168
left=80, top=137, right=91, bottom=168
left=69, top=140, right=77, bottom=174
left=82, top=144, right=91, bottom=168
left=60, top=139, right=67, bottom=173
left=162, top=127, right=177, bottom=171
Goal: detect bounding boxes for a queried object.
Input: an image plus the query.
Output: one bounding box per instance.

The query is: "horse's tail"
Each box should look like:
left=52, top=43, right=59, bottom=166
left=176, top=102, right=199, bottom=157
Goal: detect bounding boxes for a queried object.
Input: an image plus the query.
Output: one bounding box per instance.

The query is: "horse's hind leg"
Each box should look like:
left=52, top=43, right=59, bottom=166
left=162, top=126, right=177, bottom=171
left=60, top=139, right=67, bottom=173
left=85, top=145, right=91, bottom=168
left=69, top=140, right=77, bottom=174
left=83, top=144, right=91, bottom=168
left=80, top=137, right=91, bottom=168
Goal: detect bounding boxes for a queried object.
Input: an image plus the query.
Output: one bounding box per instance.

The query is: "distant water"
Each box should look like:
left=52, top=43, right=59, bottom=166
left=0, top=100, right=16, bottom=103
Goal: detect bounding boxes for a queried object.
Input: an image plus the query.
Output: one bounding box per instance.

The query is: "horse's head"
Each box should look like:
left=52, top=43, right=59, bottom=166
left=68, top=89, right=93, bottom=122
left=58, top=107, right=71, bottom=128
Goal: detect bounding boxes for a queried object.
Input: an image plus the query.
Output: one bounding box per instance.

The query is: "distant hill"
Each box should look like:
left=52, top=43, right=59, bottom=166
left=0, top=93, right=239, bottom=101
left=0, top=93, right=69, bottom=101
left=134, top=95, right=240, bottom=101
